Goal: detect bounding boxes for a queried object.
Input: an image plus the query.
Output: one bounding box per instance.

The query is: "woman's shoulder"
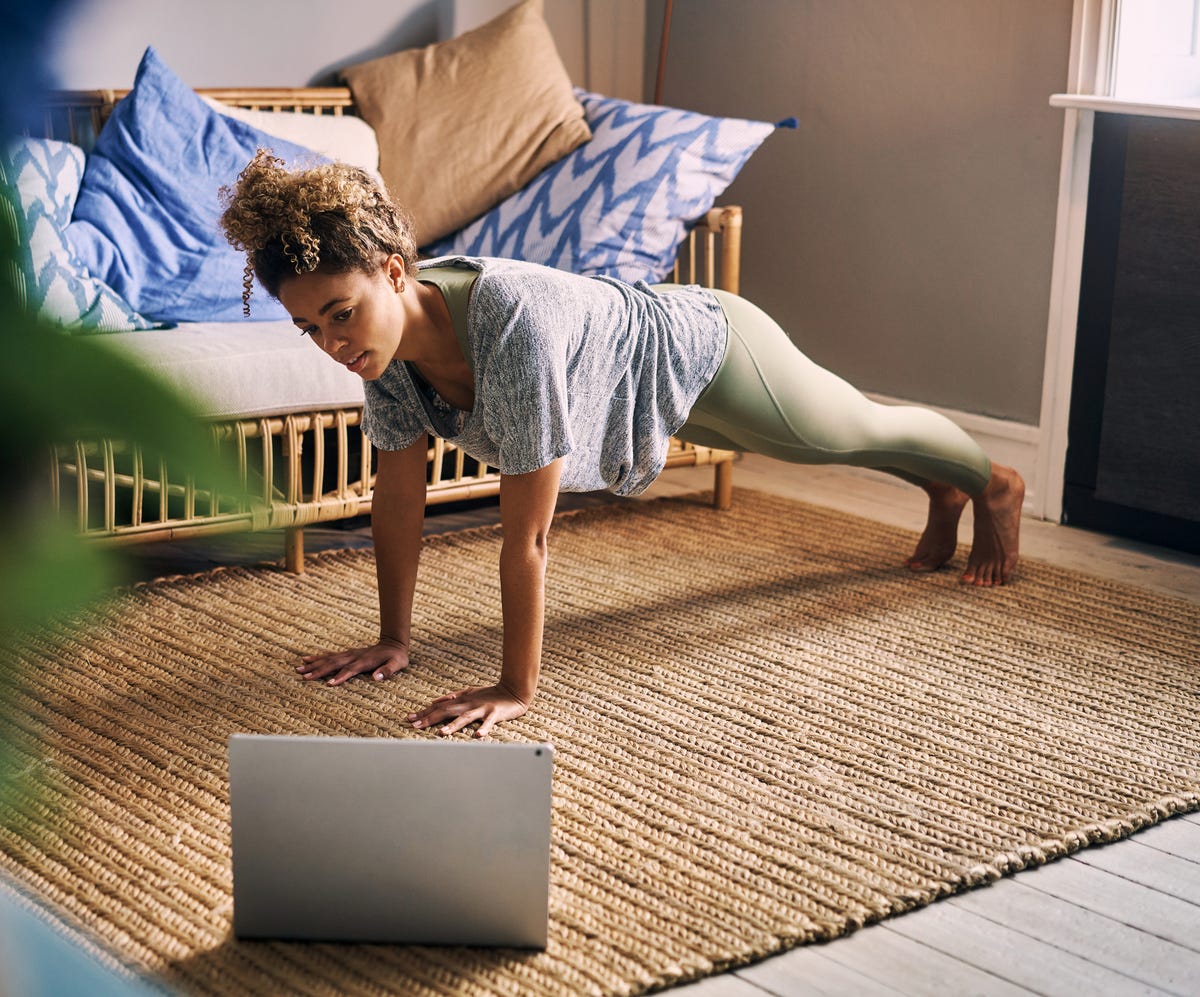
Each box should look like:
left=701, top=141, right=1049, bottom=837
left=422, top=256, right=602, bottom=292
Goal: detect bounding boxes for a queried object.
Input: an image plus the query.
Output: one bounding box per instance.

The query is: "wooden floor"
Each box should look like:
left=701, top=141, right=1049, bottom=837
left=120, top=454, right=1200, bottom=997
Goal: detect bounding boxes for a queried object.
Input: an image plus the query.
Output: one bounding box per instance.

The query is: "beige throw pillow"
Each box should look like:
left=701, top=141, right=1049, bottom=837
left=341, top=0, right=591, bottom=245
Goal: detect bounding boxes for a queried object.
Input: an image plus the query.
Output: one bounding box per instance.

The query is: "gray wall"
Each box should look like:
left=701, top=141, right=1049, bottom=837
left=48, top=0, right=451, bottom=88
left=45, top=0, right=625, bottom=93
left=646, top=0, right=1073, bottom=423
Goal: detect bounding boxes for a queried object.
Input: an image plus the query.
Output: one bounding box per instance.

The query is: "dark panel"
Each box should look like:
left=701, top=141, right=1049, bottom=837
left=1094, top=116, right=1200, bottom=521
left=1064, top=113, right=1200, bottom=555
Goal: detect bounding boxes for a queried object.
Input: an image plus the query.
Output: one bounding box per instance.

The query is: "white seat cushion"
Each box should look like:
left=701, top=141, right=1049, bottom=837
left=98, top=321, right=364, bottom=419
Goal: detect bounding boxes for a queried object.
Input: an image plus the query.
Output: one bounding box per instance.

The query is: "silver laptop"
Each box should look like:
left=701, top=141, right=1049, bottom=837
left=227, top=734, right=553, bottom=947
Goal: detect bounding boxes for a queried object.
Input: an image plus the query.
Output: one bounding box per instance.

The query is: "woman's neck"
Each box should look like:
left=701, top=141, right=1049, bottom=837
left=396, top=280, right=462, bottom=367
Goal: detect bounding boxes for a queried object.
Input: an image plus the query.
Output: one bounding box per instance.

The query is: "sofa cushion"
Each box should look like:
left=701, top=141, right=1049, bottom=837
left=97, top=321, right=364, bottom=419
left=199, top=96, right=381, bottom=175
left=422, top=90, right=780, bottom=284
left=66, top=47, right=327, bottom=324
left=341, top=0, right=591, bottom=244
left=1, top=137, right=159, bottom=332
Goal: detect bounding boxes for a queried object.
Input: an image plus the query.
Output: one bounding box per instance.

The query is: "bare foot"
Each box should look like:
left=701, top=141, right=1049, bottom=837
left=906, top=482, right=969, bottom=572
left=962, top=464, right=1025, bottom=586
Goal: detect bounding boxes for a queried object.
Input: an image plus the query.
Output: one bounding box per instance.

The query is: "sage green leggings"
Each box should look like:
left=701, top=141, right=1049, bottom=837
left=676, top=290, right=992, bottom=495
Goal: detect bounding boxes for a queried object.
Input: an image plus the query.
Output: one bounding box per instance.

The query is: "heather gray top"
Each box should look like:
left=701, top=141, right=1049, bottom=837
left=361, top=256, right=728, bottom=496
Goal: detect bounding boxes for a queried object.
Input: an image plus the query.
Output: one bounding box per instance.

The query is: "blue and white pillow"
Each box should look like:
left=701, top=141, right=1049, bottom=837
left=0, top=137, right=159, bottom=332
left=422, top=90, right=781, bottom=284
left=66, top=46, right=326, bottom=324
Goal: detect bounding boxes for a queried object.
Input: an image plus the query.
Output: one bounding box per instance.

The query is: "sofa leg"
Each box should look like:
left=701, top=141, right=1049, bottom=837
left=285, top=527, right=306, bottom=574
left=713, top=460, right=733, bottom=510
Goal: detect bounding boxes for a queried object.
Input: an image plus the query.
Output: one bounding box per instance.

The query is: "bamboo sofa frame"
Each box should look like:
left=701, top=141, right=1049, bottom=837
left=40, top=87, right=740, bottom=572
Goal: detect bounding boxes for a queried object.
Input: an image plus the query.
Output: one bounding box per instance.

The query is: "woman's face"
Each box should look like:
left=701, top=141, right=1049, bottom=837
left=278, top=259, right=404, bottom=382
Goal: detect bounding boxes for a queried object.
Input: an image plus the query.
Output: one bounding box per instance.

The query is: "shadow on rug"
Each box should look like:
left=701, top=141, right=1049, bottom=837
left=2, top=488, right=1199, bottom=995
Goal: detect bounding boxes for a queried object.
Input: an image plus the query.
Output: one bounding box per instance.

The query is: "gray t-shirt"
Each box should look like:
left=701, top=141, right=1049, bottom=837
left=361, top=256, right=728, bottom=496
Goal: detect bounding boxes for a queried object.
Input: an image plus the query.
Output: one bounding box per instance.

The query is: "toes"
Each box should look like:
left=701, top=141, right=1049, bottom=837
left=961, top=561, right=993, bottom=586
left=908, top=547, right=955, bottom=572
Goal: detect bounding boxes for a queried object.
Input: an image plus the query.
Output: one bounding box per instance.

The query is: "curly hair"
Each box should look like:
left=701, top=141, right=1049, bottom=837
left=218, top=149, right=418, bottom=316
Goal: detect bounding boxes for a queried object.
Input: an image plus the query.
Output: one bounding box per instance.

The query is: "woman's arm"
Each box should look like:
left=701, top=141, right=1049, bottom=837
left=296, top=434, right=429, bottom=685
left=373, top=435, right=432, bottom=652
left=409, top=458, right=562, bottom=737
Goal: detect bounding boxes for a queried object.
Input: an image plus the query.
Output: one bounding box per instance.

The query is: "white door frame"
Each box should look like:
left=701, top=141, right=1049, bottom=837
left=1034, top=0, right=1119, bottom=521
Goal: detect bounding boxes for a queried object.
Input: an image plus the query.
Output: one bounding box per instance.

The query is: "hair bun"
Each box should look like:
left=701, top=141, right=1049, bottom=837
left=218, top=149, right=418, bottom=316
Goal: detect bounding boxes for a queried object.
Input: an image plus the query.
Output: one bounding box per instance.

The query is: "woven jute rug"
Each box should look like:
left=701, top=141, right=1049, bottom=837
left=2, top=488, right=1199, bottom=995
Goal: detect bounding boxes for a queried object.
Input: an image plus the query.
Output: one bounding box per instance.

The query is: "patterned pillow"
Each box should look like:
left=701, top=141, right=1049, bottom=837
left=422, top=91, right=783, bottom=284
left=0, top=138, right=159, bottom=332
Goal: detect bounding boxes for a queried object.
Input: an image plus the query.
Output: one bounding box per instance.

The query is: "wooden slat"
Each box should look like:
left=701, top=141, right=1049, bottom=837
left=737, top=945, right=908, bottom=996
left=156, top=458, right=168, bottom=524
left=102, top=439, right=115, bottom=531
left=310, top=411, right=325, bottom=503
left=335, top=411, right=349, bottom=499
left=131, top=446, right=144, bottom=527
left=881, top=892, right=1169, bottom=996
left=796, top=917, right=1033, bottom=996
left=48, top=446, right=61, bottom=515
left=195, top=86, right=354, bottom=110
left=73, top=442, right=88, bottom=531
left=1124, top=815, right=1200, bottom=861
left=947, top=878, right=1200, bottom=992
left=668, top=976, right=769, bottom=997
left=1071, top=838, right=1200, bottom=905
left=1015, top=857, right=1200, bottom=953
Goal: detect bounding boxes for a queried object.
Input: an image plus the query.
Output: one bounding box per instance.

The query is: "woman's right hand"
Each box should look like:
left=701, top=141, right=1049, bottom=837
left=297, top=636, right=410, bottom=686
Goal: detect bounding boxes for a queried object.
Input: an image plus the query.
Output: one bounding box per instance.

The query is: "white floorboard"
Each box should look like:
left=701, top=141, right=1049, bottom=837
left=673, top=976, right=768, bottom=997
left=1015, top=858, right=1200, bottom=952
left=737, top=947, right=909, bottom=997
left=1071, top=838, right=1200, bottom=905
left=1128, top=815, right=1200, bottom=860
left=880, top=900, right=1166, bottom=997
left=947, top=878, right=1200, bottom=993
left=786, top=926, right=1032, bottom=997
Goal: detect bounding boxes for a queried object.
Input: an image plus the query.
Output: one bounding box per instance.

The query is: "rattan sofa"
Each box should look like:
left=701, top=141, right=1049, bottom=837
left=40, top=87, right=740, bottom=572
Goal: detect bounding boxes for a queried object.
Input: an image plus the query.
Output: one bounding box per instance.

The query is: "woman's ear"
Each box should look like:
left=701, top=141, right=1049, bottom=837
left=384, top=254, right=406, bottom=293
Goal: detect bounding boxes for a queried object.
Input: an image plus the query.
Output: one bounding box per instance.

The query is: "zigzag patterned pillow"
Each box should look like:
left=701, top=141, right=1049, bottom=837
left=0, top=138, right=159, bottom=332
left=421, top=90, right=780, bottom=284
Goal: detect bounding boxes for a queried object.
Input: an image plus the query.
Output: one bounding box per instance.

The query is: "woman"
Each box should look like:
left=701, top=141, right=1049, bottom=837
left=219, top=151, right=1023, bottom=739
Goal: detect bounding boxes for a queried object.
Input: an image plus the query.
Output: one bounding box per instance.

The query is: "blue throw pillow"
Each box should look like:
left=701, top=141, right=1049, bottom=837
left=422, top=90, right=781, bottom=284
left=0, top=137, right=159, bottom=332
left=65, top=47, right=325, bottom=323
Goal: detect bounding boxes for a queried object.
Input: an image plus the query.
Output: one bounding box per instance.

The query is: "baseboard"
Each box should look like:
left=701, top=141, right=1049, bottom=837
left=865, top=392, right=1041, bottom=514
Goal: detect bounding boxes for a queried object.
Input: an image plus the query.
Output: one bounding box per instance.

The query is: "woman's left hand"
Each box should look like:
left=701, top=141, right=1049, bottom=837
left=408, top=683, right=530, bottom=738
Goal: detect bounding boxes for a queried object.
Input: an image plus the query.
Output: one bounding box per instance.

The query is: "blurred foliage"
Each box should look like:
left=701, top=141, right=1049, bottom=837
left=0, top=1, right=246, bottom=991
left=0, top=0, right=242, bottom=830
left=0, top=306, right=245, bottom=636
left=0, top=310, right=248, bottom=819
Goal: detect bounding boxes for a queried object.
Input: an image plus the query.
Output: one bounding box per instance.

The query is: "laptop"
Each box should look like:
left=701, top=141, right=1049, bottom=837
left=227, top=734, right=554, bottom=947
